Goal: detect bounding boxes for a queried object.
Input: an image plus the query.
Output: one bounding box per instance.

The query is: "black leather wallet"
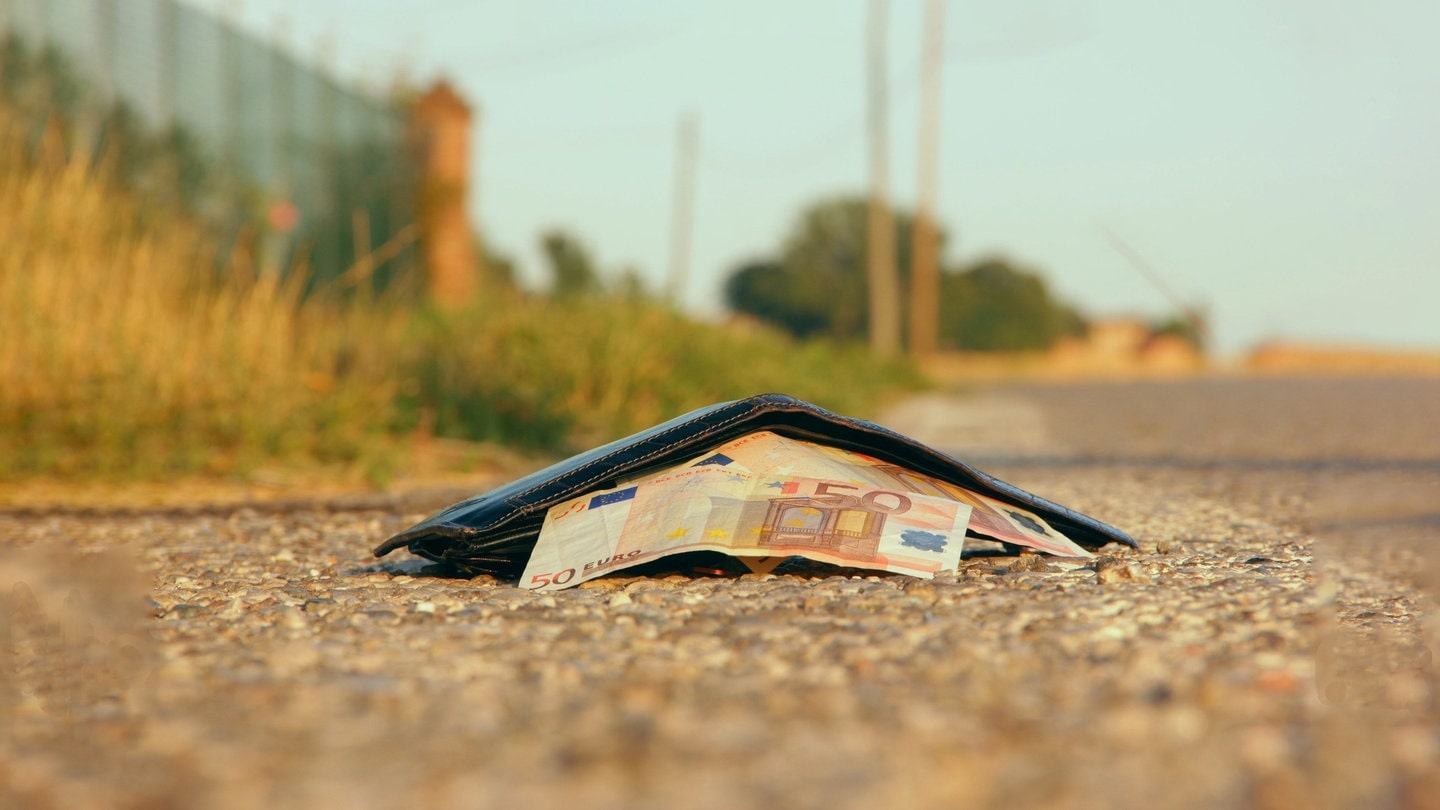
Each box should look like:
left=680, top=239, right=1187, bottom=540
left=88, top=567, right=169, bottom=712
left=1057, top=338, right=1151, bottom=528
left=374, top=393, right=1134, bottom=577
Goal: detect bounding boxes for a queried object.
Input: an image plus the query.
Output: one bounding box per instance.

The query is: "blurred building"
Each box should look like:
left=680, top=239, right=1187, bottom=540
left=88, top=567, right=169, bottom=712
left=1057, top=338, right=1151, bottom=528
left=1047, top=319, right=1204, bottom=377
left=410, top=81, right=480, bottom=304
left=1246, top=342, right=1440, bottom=376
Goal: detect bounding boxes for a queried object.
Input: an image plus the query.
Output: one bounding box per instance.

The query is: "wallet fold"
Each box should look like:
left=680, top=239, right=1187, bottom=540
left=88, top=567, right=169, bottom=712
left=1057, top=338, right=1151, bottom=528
left=375, top=393, right=1135, bottom=577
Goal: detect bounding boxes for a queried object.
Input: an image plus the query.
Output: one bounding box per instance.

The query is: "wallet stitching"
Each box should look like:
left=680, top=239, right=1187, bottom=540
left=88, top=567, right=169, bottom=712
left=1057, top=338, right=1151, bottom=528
left=405, top=393, right=1135, bottom=548
left=504, top=399, right=770, bottom=509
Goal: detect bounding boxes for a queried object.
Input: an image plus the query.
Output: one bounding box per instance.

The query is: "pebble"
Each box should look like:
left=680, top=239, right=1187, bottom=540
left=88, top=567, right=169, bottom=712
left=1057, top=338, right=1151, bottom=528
left=2, top=379, right=1437, bottom=809
left=1096, top=557, right=1152, bottom=585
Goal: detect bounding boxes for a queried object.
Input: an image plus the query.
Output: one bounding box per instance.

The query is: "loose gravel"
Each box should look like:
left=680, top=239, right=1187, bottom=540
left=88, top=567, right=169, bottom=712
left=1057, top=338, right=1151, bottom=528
left=3, top=377, right=1437, bottom=809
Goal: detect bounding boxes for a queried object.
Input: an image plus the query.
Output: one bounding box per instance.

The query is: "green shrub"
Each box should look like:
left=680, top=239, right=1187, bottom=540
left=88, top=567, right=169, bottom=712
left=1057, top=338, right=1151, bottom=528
left=0, top=117, right=920, bottom=483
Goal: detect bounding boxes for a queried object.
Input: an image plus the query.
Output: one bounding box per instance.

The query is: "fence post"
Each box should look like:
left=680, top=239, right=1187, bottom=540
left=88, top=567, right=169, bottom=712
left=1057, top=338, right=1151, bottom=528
left=409, top=80, right=479, bottom=306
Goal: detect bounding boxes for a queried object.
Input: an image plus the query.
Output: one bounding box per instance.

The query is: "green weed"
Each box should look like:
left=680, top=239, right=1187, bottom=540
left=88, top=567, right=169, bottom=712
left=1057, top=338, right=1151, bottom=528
left=0, top=116, right=919, bottom=484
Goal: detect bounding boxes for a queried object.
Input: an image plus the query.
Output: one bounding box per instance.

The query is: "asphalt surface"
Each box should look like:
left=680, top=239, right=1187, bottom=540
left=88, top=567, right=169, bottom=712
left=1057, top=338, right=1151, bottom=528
left=3, top=376, right=1437, bottom=809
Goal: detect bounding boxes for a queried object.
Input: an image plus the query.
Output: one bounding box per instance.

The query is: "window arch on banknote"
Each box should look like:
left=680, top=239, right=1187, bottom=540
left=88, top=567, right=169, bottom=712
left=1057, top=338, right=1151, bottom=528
left=758, top=497, right=887, bottom=558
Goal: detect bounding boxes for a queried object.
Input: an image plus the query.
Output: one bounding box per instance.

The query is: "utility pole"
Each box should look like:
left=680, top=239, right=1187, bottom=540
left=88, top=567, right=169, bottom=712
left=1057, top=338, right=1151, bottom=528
left=909, top=0, right=944, bottom=356
left=865, top=0, right=902, bottom=357
left=666, top=111, right=699, bottom=306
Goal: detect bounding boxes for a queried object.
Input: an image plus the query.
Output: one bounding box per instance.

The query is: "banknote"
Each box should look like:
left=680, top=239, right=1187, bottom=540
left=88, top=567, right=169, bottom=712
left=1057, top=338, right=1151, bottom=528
left=522, top=461, right=972, bottom=590
left=680, top=431, right=1092, bottom=557
left=521, top=431, right=1092, bottom=590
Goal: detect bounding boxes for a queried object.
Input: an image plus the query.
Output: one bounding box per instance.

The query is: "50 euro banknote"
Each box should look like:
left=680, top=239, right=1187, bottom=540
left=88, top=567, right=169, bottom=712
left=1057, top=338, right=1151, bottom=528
left=521, top=463, right=973, bottom=591
left=700, top=431, right=1091, bottom=558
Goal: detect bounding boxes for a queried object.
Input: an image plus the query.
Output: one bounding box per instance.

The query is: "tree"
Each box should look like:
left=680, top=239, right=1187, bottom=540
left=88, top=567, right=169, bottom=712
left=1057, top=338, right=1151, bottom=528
left=939, top=258, right=1087, bottom=351
left=724, top=196, right=1088, bottom=352
left=725, top=259, right=834, bottom=338
left=480, top=238, right=518, bottom=288
left=540, top=229, right=601, bottom=297
left=1150, top=310, right=1208, bottom=352
left=725, top=196, right=918, bottom=341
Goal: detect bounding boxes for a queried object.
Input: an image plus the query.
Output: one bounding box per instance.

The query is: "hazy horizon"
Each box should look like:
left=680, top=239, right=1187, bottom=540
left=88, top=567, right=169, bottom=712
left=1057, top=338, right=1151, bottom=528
left=197, top=0, right=1437, bottom=356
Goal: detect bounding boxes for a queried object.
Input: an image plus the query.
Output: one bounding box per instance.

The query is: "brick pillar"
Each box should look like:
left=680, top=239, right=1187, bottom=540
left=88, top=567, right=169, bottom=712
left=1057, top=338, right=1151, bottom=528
left=410, top=80, right=479, bottom=305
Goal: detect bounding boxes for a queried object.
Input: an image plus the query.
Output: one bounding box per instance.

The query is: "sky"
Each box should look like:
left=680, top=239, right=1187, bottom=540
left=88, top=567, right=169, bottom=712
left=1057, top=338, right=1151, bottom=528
left=197, top=0, right=1437, bottom=356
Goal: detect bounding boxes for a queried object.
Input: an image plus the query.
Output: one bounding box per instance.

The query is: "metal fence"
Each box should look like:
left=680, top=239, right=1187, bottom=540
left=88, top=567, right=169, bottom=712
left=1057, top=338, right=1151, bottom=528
left=0, top=0, right=415, bottom=284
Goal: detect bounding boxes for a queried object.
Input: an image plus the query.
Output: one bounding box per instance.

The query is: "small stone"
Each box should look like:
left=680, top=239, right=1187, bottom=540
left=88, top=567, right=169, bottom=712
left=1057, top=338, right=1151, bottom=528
left=903, top=582, right=940, bottom=605
left=1156, top=539, right=1185, bottom=555
left=578, top=578, right=624, bottom=591
left=165, top=603, right=210, bottom=619
left=634, top=590, right=669, bottom=606
left=277, top=607, right=309, bottom=630
left=356, top=609, right=400, bottom=625
left=1008, top=554, right=1057, bottom=573
left=608, top=592, right=634, bottom=607
left=1096, top=557, right=1150, bottom=584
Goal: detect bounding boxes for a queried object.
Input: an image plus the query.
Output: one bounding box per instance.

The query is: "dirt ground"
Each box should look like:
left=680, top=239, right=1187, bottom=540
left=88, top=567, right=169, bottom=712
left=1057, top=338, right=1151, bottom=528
left=3, top=376, right=1437, bottom=809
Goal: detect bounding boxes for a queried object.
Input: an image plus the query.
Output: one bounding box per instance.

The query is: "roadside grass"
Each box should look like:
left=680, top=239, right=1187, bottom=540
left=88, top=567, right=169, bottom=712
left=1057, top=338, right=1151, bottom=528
left=401, top=293, right=920, bottom=455
left=0, top=120, right=920, bottom=485
left=0, top=130, right=404, bottom=479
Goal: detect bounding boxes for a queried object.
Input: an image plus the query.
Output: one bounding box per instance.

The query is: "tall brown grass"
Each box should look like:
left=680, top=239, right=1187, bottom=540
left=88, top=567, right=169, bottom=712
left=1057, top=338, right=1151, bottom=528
left=0, top=127, right=402, bottom=478
left=0, top=116, right=920, bottom=484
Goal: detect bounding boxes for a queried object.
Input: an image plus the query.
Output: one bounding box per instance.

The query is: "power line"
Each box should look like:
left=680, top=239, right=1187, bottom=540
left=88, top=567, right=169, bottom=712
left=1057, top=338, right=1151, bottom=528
left=1100, top=226, right=1212, bottom=343
left=458, top=21, right=685, bottom=80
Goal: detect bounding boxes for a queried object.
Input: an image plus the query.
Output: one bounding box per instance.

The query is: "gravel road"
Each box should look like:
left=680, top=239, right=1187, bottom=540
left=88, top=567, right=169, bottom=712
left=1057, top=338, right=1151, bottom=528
left=3, top=377, right=1437, bottom=809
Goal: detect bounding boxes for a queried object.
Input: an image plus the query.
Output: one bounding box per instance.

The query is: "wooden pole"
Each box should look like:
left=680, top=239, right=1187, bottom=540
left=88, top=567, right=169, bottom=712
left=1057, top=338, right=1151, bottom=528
left=865, top=0, right=902, bottom=356
left=666, top=111, right=699, bottom=306
left=909, top=0, right=944, bottom=356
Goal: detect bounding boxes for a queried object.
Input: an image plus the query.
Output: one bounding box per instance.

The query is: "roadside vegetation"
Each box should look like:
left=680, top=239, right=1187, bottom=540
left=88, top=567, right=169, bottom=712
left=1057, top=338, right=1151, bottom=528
left=724, top=197, right=1088, bottom=351
left=0, top=114, right=918, bottom=483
